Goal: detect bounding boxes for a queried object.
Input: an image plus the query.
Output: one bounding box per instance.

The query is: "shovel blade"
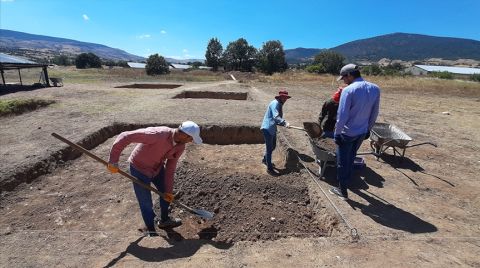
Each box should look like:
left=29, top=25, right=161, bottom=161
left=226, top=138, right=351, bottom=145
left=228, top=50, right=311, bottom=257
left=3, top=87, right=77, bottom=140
left=193, top=208, right=215, bottom=219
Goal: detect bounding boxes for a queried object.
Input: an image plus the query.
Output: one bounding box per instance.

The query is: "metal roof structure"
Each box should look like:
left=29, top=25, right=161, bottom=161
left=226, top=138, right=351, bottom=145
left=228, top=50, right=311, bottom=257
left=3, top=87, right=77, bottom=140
left=127, top=62, right=146, bottom=68
left=415, top=65, right=480, bottom=75
left=0, top=53, right=47, bottom=70
left=170, top=63, right=191, bottom=69
left=0, top=53, right=50, bottom=86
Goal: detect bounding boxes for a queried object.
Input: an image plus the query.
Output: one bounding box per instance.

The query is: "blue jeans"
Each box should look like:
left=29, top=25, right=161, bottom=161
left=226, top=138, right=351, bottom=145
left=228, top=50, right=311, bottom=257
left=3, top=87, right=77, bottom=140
left=130, top=164, right=170, bottom=229
left=262, top=129, right=277, bottom=170
left=322, top=131, right=334, bottom=139
left=336, top=134, right=365, bottom=195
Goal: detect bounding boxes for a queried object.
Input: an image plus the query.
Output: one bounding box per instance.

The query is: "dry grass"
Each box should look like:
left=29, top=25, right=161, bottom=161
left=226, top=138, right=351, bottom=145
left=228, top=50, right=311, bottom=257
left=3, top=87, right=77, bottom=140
left=3, top=66, right=227, bottom=85
left=254, top=70, right=480, bottom=97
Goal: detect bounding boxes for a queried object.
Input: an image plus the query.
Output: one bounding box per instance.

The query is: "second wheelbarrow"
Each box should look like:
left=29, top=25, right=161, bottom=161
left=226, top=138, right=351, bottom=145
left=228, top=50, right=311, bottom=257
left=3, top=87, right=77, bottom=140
left=370, top=122, right=437, bottom=160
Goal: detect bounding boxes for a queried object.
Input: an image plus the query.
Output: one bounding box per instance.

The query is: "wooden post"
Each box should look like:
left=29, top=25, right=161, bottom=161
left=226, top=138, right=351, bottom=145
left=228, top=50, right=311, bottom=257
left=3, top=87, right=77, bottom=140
left=43, top=66, right=50, bottom=87
left=1, top=69, right=5, bottom=85
left=18, top=69, right=22, bottom=85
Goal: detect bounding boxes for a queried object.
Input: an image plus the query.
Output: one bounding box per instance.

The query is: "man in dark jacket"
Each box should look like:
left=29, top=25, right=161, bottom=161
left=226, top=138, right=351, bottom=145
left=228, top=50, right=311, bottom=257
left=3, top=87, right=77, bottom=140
left=318, top=87, right=343, bottom=138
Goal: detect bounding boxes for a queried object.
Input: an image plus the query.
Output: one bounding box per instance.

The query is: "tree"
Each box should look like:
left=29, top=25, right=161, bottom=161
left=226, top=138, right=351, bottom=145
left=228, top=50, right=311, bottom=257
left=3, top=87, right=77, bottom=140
left=205, top=38, right=223, bottom=71
left=362, top=64, right=382, bottom=76
left=313, top=50, right=345, bottom=74
left=75, top=53, right=102, bottom=69
left=190, top=61, right=203, bottom=69
left=257, top=40, right=287, bottom=75
left=52, top=55, right=71, bottom=66
left=145, top=54, right=170, bottom=75
left=117, top=60, right=129, bottom=68
left=223, top=38, right=257, bottom=72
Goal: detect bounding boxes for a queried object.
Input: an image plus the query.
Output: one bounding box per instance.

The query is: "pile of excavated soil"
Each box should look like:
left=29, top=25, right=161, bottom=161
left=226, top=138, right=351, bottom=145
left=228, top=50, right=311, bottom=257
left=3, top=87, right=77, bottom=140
left=312, top=137, right=337, bottom=153
left=161, top=162, right=332, bottom=243
left=147, top=143, right=337, bottom=243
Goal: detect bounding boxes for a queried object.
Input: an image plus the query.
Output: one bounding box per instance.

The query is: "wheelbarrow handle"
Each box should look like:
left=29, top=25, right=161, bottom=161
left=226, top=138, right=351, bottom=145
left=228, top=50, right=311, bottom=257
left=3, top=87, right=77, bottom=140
left=405, top=142, right=437, bottom=148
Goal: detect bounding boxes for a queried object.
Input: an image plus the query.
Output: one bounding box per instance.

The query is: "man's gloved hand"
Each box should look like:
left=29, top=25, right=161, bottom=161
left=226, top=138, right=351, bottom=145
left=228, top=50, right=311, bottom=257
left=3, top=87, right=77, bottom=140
left=285, top=121, right=290, bottom=128
left=334, top=135, right=343, bottom=146
left=107, top=163, right=119, bottom=173
left=364, top=131, right=371, bottom=140
left=163, top=193, right=175, bottom=203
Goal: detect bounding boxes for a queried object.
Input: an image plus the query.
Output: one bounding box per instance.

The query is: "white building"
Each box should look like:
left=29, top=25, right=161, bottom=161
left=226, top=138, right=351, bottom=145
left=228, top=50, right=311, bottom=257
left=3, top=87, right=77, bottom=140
left=406, top=65, right=480, bottom=76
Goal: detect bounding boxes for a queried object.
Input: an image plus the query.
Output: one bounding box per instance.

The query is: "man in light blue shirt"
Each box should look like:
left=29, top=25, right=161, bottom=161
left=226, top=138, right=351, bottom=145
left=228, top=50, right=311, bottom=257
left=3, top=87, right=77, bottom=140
left=330, top=64, right=380, bottom=200
left=261, top=90, right=291, bottom=175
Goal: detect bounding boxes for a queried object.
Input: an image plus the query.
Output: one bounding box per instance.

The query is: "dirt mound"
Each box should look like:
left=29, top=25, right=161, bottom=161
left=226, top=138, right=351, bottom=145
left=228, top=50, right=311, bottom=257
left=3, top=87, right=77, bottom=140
left=114, top=83, right=181, bottom=89
left=160, top=162, right=334, bottom=243
left=173, top=91, right=249, bottom=100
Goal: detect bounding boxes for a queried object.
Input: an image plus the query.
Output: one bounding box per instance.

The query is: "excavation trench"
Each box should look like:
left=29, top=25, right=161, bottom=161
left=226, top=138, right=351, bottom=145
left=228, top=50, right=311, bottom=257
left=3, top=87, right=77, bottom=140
left=114, top=83, right=182, bottom=89
left=1, top=124, right=336, bottom=243
left=173, top=91, right=249, bottom=100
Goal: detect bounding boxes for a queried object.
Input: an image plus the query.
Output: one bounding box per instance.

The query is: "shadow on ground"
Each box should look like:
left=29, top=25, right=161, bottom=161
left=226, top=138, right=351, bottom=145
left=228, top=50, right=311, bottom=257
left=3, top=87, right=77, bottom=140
left=321, top=165, right=385, bottom=190
left=347, top=189, right=438, bottom=234
left=103, top=227, right=233, bottom=267
left=381, top=154, right=455, bottom=187
left=0, top=84, right=47, bottom=96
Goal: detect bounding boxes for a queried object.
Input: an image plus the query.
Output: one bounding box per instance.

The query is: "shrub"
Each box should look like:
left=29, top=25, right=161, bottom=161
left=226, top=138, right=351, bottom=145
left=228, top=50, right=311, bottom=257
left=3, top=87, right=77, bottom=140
left=305, top=64, right=325, bottom=74
left=431, top=71, right=453, bottom=79
left=52, top=55, right=72, bottom=66
left=362, top=64, right=382, bottom=76
left=470, top=73, right=480, bottom=82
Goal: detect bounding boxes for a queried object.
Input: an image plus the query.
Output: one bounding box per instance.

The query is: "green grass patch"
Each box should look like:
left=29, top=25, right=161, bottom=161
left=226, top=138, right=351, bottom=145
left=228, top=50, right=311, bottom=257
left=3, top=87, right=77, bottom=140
left=0, top=99, right=56, bottom=116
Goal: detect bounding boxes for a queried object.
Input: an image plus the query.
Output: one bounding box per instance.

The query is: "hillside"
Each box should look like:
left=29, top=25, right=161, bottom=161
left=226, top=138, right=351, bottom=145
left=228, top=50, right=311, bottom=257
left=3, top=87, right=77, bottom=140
left=285, top=33, right=480, bottom=64
left=331, top=33, right=480, bottom=61
left=0, top=29, right=145, bottom=62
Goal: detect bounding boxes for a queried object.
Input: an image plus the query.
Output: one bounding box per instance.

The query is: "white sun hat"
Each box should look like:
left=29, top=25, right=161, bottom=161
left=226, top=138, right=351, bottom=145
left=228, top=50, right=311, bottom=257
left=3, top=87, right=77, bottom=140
left=179, top=121, right=203, bottom=144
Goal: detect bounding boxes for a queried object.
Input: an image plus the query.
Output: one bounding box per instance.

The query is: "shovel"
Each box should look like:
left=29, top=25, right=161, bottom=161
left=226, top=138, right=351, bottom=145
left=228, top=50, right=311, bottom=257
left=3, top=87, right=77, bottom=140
left=51, top=132, right=214, bottom=219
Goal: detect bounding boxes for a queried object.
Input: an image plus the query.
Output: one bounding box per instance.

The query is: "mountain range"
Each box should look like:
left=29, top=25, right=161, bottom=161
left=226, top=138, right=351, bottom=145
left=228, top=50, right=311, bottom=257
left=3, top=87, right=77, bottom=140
left=1, top=29, right=480, bottom=64
left=285, top=33, right=480, bottom=63
left=0, top=29, right=144, bottom=62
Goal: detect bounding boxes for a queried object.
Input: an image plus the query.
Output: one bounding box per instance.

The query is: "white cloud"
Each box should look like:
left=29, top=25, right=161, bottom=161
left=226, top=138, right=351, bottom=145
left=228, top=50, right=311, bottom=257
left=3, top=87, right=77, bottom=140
left=160, top=30, right=167, bottom=34
left=1, top=0, right=15, bottom=2
left=137, top=34, right=151, bottom=39
left=182, top=49, right=188, bottom=53
left=82, top=14, right=89, bottom=21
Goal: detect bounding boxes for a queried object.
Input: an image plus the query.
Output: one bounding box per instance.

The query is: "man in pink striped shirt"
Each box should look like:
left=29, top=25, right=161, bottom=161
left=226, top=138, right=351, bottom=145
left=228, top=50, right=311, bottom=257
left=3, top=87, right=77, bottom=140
left=107, top=121, right=202, bottom=236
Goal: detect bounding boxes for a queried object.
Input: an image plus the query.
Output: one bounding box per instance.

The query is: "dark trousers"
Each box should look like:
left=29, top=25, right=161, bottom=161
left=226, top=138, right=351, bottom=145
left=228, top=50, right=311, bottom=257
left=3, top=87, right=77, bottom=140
left=130, top=164, right=169, bottom=229
left=336, top=134, right=365, bottom=195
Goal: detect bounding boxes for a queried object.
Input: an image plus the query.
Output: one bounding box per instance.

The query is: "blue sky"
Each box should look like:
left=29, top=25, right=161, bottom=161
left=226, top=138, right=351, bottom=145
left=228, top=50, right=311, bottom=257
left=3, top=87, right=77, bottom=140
left=1, top=0, right=479, bottom=59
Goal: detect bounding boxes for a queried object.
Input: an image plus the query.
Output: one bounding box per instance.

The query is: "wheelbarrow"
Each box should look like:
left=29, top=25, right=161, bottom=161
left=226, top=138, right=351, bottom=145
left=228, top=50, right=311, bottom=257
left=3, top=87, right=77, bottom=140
left=301, top=122, right=336, bottom=178
left=370, top=122, right=437, bottom=160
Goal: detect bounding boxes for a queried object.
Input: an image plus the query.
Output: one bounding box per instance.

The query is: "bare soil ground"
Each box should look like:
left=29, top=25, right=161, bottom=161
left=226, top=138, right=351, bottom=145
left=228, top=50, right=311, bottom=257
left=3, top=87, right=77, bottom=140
left=1, top=69, right=480, bottom=267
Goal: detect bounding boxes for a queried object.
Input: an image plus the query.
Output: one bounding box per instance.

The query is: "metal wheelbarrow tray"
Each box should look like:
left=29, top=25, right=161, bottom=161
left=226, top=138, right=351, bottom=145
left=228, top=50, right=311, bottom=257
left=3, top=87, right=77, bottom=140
left=370, top=122, right=437, bottom=159
left=303, top=122, right=336, bottom=178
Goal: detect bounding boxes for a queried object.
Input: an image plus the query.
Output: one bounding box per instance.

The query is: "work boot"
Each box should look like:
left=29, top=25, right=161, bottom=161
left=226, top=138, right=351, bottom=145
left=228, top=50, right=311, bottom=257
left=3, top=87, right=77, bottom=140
left=329, top=187, right=348, bottom=201
left=267, top=168, right=279, bottom=176
left=138, top=226, right=159, bottom=237
left=157, top=217, right=182, bottom=229
left=262, top=158, right=275, bottom=167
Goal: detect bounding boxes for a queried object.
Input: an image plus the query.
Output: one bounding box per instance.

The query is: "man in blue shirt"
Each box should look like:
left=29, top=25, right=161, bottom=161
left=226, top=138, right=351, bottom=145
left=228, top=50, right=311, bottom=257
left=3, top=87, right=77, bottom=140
left=261, top=90, right=291, bottom=175
left=330, top=64, right=380, bottom=200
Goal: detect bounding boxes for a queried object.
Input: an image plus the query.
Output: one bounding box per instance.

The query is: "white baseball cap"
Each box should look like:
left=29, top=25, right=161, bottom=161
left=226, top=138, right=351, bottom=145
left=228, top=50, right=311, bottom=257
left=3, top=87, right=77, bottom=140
left=179, top=121, right=202, bottom=144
